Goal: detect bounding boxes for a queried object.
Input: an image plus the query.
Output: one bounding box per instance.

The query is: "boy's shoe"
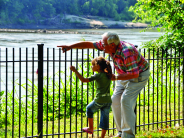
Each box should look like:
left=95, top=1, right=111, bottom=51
left=82, top=128, right=93, bottom=134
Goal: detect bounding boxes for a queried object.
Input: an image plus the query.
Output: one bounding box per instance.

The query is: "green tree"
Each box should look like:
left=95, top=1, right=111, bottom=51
left=104, top=0, right=118, bottom=18
left=90, top=0, right=118, bottom=18
left=78, top=0, right=88, bottom=14
left=5, top=0, right=24, bottom=23
left=0, top=0, right=138, bottom=25
left=0, top=0, right=4, bottom=11
left=117, top=0, right=127, bottom=13
left=81, top=1, right=90, bottom=14
left=53, top=0, right=67, bottom=14
left=66, top=0, right=80, bottom=15
left=131, top=0, right=184, bottom=50
left=90, top=0, right=103, bottom=15
left=131, top=0, right=184, bottom=73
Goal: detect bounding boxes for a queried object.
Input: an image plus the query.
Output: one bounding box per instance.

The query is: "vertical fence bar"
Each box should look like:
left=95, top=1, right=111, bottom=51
left=148, top=48, right=150, bottom=130
left=64, top=50, right=67, bottom=138
left=32, top=48, right=35, bottom=136
left=25, top=47, right=28, bottom=137
left=58, top=48, right=61, bottom=138
left=135, top=48, right=139, bottom=133
left=97, top=50, right=100, bottom=137
left=81, top=49, right=84, bottom=138
left=169, top=48, right=172, bottom=127
left=19, top=47, right=22, bottom=138
left=87, top=49, right=89, bottom=137
left=152, top=49, right=154, bottom=130
left=75, top=49, right=78, bottom=138
left=37, top=44, right=44, bottom=138
left=46, top=48, right=49, bottom=138
left=5, top=48, right=8, bottom=138
left=12, top=48, right=15, bottom=138
left=138, top=49, right=141, bottom=132
left=92, top=49, right=95, bottom=137
left=143, top=48, right=146, bottom=131
left=70, top=49, right=72, bottom=138
left=135, top=92, right=137, bottom=133
left=161, top=48, right=164, bottom=128
left=166, top=48, right=168, bottom=127
left=178, top=47, right=181, bottom=125
left=52, top=48, right=55, bottom=138
left=156, top=48, right=159, bottom=129
left=174, top=47, right=176, bottom=125
left=112, top=52, right=116, bottom=135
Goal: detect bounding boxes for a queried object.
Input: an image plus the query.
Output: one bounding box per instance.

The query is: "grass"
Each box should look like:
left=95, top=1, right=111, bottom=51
left=135, top=125, right=184, bottom=138
left=3, top=110, right=184, bottom=138
left=4, top=112, right=117, bottom=137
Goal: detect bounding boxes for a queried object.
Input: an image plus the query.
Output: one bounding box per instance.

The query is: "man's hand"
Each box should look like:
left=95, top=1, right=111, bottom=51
left=111, top=73, right=139, bottom=81
left=111, top=74, right=116, bottom=81
left=57, top=45, right=71, bottom=53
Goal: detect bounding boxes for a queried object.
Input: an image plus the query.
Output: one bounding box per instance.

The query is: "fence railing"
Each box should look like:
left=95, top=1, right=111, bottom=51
left=0, top=44, right=183, bottom=138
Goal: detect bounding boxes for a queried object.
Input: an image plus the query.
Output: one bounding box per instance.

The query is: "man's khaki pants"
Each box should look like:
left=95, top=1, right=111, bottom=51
left=112, top=69, right=150, bottom=138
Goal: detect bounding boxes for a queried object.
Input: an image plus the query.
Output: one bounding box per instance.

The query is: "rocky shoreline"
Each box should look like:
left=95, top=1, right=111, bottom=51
left=0, top=14, right=148, bottom=34
left=0, top=28, right=103, bottom=34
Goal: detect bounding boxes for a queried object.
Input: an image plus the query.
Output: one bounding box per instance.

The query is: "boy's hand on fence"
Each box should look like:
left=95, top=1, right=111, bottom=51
left=70, top=66, right=77, bottom=72
left=57, top=45, right=70, bottom=53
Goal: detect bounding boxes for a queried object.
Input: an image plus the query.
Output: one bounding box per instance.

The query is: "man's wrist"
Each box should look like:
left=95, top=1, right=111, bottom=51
left=115, top=75, right=118, bottom=80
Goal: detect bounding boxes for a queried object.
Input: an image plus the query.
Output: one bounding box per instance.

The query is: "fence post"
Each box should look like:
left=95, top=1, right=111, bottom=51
left=37, top=44, right=44, bottom=138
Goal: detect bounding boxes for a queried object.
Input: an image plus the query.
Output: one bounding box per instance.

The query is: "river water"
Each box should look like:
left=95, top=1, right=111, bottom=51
left=0, top=29, right=163, bottom=94
left=0, top=29, right=162, bottom=48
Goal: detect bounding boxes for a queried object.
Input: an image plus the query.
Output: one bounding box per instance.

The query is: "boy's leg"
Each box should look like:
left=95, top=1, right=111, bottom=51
left=99, top=103, right=112, bottom=137
left=88, top=118, right=93, bottom=132
left=83, top=100, right=99, bottom=133
left=101, top=129, right=107, bottom=138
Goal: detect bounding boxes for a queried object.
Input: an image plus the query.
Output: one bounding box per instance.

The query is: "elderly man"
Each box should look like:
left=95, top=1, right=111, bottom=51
left=57, top=32, right=150, bottom=138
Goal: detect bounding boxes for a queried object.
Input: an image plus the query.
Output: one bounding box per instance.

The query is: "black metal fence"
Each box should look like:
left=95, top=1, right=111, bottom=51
left=0, top=44, right=183, bottom=138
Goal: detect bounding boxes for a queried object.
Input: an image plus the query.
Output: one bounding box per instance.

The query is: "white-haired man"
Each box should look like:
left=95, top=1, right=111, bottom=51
left=57, top=32, right=150, bottom=138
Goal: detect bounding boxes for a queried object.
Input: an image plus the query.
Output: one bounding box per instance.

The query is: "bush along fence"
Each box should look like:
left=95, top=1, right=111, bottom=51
left=0, top=44, right=184, bottom=138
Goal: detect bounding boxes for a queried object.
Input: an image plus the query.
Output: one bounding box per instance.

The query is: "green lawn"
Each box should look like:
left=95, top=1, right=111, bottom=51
left=3, top=111, right=184, bottom=138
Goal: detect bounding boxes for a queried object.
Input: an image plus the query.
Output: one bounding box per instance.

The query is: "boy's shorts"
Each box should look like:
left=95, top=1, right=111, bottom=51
left=86, top=100, right=111, bottom=130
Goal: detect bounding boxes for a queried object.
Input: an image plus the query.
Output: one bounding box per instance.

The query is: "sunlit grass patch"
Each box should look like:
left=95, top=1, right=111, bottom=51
left=135, top=125, right=184, bottom=138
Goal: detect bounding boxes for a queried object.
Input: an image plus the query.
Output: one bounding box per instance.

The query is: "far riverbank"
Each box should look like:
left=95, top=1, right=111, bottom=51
left=0, top=28, right=102, bottom=34
left=0, top=14, right=148, bottom=31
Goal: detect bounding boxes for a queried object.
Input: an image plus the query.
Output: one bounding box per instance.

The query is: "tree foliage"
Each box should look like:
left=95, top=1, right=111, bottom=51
left=0, top=0, right=137, bottom=25
left=131, top=0, right=184, bottom=74
left=131, top=0, right=184, bottom=51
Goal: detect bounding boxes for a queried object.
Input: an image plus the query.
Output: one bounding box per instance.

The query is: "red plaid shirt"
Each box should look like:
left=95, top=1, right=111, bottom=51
left=93, top=40, right=149, bottom=75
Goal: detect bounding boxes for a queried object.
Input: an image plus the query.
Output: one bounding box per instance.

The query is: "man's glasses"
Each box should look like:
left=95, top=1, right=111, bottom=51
left=102, top=42, right=115, bottom=47
left=102, top=43, right=108, bottom=47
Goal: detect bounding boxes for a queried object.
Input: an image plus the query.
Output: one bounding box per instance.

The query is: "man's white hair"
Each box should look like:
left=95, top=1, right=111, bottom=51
left=102, top=32, right=120, bottom=46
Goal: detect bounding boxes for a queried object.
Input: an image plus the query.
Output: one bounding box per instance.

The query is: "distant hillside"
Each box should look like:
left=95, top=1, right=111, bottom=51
left=0, top=0, right=138, bottom=29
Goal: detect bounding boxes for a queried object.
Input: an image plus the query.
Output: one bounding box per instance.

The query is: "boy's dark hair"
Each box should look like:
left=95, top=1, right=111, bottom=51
left=92, top=56, right=112, bottom=79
